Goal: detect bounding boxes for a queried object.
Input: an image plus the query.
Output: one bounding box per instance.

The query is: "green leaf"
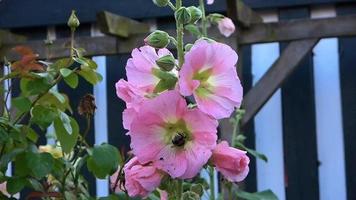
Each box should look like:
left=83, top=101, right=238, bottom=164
left=20, top=76, right=52, bottom=96
left=36, top=92, right=71, bottom=113
left=15, top=152, right=54, bottom=179
left=234, top=142, right=268, bottom=162
left=236, top=189, right=278, bottom=200
left=30, top=105, right=57, bottom=129
left=7, top=177, right=27, bottom=194
left=77, top=68, right=101, bottom=85
left=185, top=24, right=201, bottom=37
left=0, top=148, right=23, bottom=171
left=52, top=58, right=74, bottom=69
left=87, top=143, right=120, bottom=179
left=63, top=72, right=79, bottom=89
left=11, top=96, right=31, bottom=113
left=22, top=126, right=38, bottom=143
left=58, top=111, right=72, bottom=135
left=59, top=68, right=73, bottom=77
left=54, top=116, right=79, bottom=153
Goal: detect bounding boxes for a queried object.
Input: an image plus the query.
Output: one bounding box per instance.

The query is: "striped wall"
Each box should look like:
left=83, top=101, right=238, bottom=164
left=4, top=3, right=356, bottom=199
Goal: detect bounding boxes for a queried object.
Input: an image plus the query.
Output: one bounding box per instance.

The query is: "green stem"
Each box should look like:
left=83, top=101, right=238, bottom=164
left=209, top=167, right=215, bottom=200
left=176, top=0, right=184, bottom=69
left=199, top=0, right=208, bottom=37
left=231, top=116, right=239, bottom=147
left=176, top=179, right=183, bottom=200
left=168, top=1, right=176, bottom=10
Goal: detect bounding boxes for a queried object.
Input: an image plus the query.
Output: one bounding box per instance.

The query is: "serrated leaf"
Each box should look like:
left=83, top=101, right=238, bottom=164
left=30, top=105, right=57, bottom=129
left=22, top=126, right=38, bottom=143
left=15, top=152, right=54, bottom=179
left=77, top=68, right=101, bottom=85
left=52, top=58, right=74, bottom=69
left=54, top=116, right=79, bottom=153
left=50, top=90, right=66, bottom=104
left=58, top=111, right=72, bottom=135
left=87, top=144, right=120, bottom=179
left=59, top=68, right=73, bottom=77
left=236, top=189, right=278, bottom=200
left=63, top=72, right=79, bottom=89
left=11, top=96, right=31, bottom=113
left=7, top=177, right=27, bottom=195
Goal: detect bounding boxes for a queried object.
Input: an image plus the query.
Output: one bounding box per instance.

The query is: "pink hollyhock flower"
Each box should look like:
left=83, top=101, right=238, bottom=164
left=115, top=80, right=148, bottom=130
left=218, top=17, right=235, bottom=37
left=159, top=190, right=168, bottom=200
left=179, top=40, right=242, bottom=119
left=129, top=90, right=218, bottom=179
left=110, top=167, right=124, bottom=193
left=124, top=157, right=162, bottom=198
left=207, top=0, right=214, bottom=4
left=0, top=182, right=9, bottom=197
left=211, top=141, right=249, bottom=182
left=126, top=46, right=172, bottom=89
left=116, top=46, right=177, bottom=129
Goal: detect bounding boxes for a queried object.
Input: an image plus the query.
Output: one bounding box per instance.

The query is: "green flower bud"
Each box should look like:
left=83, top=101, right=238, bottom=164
left=190, top=184, right=204, bottom=197
left=208, top=13, right=225, bottom=24
left=156, top=55, right=176, bottom=71
left=185, top=43, right=193, bottom=52
left=175, top=7, right=191, bottom=24
left=187, top=6, right=202, bottom=23
left=152, top=0, right=169, bottom=7
left=182, top=191, right=200, bottom=200
left=67, top=10, right=80, bottom=31
left=144, top=30, right=170, bottom=48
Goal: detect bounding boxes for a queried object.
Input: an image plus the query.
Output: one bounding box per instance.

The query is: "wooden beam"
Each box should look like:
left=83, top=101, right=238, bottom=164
left=240, top=39, right=319, bottom=127
left=239, top=14, right=356, bottom=44
left=226, top=0, right=262, bottom=28
left=96, top=11, right=150, bottom=38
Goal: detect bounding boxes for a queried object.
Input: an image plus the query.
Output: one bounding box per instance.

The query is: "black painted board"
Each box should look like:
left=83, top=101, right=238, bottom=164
left=240, top=45, right=257, bottom=192
left=106, top=54, right=131, bottom=156
left=279, top=8, right=319, bottom=200
left=0, top=0, right=226, bottom=28
left=245, top=0, right=356, bottom=9
left=336, top=4, right=356, bottom=200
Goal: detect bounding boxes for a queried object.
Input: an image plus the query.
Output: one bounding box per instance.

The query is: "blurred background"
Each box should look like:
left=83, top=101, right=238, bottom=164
left=1, top=0, right=355, bottom=199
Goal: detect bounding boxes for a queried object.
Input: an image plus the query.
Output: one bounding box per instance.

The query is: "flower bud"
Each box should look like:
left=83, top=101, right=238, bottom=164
left=156, top=55, right=176, bottom=71
left=208, top=13, right=225, bottom=24
left=175, top=7, right=191, bottom=24
left=185, top=43, right=193, bottom=52
left=144, top=30, right=170, bottom=48
left=67, top=10, right=80, bottom=31
left=187, top=6, right=202, bottom=23
left=152, top=0, right=169, bottom=7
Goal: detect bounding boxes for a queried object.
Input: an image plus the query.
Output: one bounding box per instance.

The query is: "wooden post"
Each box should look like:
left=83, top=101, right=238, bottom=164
left=241, top=38, right=320, bottom=127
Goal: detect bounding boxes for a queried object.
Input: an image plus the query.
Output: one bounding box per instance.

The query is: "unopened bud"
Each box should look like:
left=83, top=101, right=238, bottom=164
left=67, top=10, right=80, bottom=31
left=144, top=30, right=170, bottom=48
left=152, top=0, right=169, bottom=7
left=175, top=7, right=191, bottom=24
left=187, top=6, right=202, bottom=23
left=208, top=13, right=225, bottom=24
left=185, top=43, right=193, bottom=52
left=156, top=55, right=176, bottom=71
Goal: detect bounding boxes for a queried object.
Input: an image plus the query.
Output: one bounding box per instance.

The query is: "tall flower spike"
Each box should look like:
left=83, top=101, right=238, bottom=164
left=179, top=40, right=243, bottom=119
left=129, top=90, right=218, bottom=179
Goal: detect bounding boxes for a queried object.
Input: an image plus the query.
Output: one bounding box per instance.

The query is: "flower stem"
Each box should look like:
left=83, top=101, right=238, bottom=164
left=199, top=0, right=208, bottom=37
left=209, top=166, right=215, bottom=200
left=231, top=116, right=239, bottom=147
left=177, top=179, right=183, bottom=200
left=176, top=0, right=184, bottom=69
